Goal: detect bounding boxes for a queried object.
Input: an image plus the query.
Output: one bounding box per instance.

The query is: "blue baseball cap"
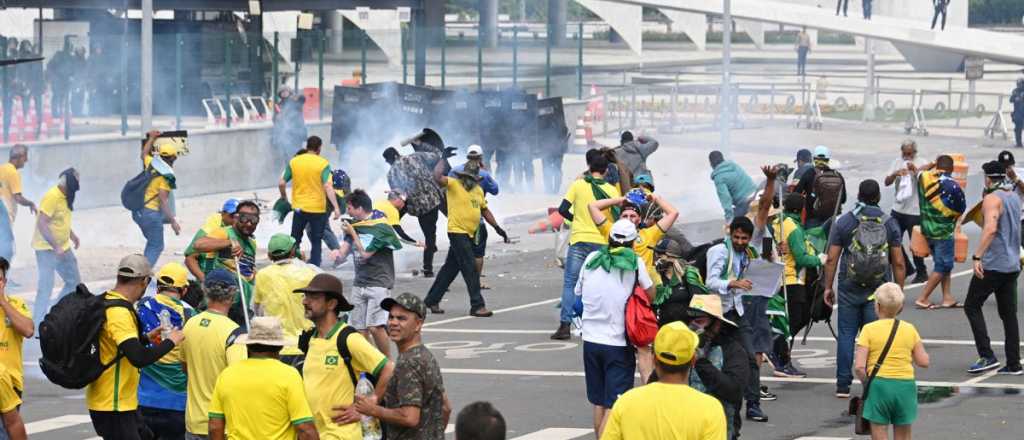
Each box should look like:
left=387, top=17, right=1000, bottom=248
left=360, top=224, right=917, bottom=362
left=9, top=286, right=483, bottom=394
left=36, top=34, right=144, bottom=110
left=795, top=149, right=812, bottom=162
left=633, top=173, right=654, bottom=187
left=221, top=198, right=240, bottom=214
left=204, top=268, right=238, bottom=289
left=813, top=145, right=831, bottom=160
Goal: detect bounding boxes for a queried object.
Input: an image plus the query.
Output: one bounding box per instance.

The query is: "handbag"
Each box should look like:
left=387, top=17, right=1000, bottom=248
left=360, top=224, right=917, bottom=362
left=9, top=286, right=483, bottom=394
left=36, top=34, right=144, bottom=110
left=849, top=319, right=901, bottom=435
left=625, top=270, right=658, bottom=347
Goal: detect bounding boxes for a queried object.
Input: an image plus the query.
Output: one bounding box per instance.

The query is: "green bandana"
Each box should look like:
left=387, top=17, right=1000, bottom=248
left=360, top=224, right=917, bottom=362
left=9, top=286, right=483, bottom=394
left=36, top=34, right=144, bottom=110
left=585, top=246, right=638, bottom=273
left=584, top=175, right=621, bottom=220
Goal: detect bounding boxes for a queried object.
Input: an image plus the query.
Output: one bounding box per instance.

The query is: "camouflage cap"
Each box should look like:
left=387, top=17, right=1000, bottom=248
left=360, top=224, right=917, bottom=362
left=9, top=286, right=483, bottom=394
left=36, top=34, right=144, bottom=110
left=381, top=292, right=427, bottom=319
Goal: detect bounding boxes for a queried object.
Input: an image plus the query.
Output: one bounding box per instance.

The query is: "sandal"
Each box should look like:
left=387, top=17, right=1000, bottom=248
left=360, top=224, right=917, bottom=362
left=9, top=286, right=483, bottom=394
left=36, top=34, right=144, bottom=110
left=939, top=301, right=964, bottom=309
left=914, top=302, right=936, bottom=310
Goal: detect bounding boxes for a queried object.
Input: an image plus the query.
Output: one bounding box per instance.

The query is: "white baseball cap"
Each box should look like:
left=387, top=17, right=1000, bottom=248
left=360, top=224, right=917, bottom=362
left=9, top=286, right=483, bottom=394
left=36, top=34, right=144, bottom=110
left=467, top=145, right=483, bottom=158
left=610, top=219, right=638, bottom=243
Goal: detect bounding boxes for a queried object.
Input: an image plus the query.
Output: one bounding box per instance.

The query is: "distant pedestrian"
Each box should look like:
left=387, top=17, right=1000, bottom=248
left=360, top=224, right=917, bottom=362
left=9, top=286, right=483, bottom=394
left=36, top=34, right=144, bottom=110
left=601, top=322, right=728, bottom=440
left=796, top=28, right=811, bottom=76
left=253, top=233, right=319, bottom=369
left=914, top=155, right=965, bottom=309
left=455, top=402, right=506, bottom=440
left=790, top=149, right=814, bottom=189
left=709, top=151, right=756, bottom=223
left=1010, top=79, right=1024, bottom=148
left=862, top=0, right=873, bottom=19
left=134, top=130, right=183, bottom=266
left=208, top=316, right=318, bottom=440
left=931, top=0, right=949, bottom=30
left=836, top=0, right=849, bottom=17
left=31, top=168, right=81, bottom=327
left=964, top=161, right=1022, bottom=375
left=885, top=140, right=930, bottom=285
left=278, top=136, right=343, bottom=267
left=353, top=293, right=453, bottom=440
left=0, top=144, right=37, bottom=264
left=271, top=87, right=308, bottom=159
left=854, top=283, right=930, bottom=440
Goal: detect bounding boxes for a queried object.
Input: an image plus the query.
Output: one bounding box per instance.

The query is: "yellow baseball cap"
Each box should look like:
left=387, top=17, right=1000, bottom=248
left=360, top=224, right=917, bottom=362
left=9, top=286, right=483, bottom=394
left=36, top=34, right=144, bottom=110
left=156, top=262, right=189, bottom=288
left=157, top=143, right=179, bottom=157
left=654, top=321, right=700, bottom=366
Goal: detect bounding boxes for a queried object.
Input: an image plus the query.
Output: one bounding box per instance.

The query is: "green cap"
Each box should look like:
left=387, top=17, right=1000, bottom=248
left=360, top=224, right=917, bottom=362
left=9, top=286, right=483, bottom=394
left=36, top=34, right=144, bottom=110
left=381, top=292, right=427, bottom=319
left=268, top=233, right=297, bottom=258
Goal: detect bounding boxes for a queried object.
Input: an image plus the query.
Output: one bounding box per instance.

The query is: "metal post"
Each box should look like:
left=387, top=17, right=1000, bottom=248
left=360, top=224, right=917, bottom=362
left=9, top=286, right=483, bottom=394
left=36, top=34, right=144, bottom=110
left=862, top=38, right=876, bottom=121
left=318, top=30, right=325, bottom=120
left=441, top=28, right=447, bottom=89
left=402, top=26, right=408, bottom=85
left=545, top=30, right=552, bottom=97
left=947, top=78, right=952, bottom=111
left=513, top=27, right=519, bottom=87
left=273, top=32, right=279, bottom=99
left=361, top=30, right=368, bottom=85
left=121, top=5, right=128, bottom=136
left=293, top=33, right=301, bottom=92
left=477, top=25, right=483, bottom=91
left=413, top=7, right=426, bottom=86
left=225, top=35, right=233, bottom=128
left=631, top=86, right=637, bottom=128
left=141, top=0, right=153, bottom=133
left=577, top=22, right=584, bottom=100
left=175, top=33, right=183, bottom=130
left=720, top=0, right=732, bottom=150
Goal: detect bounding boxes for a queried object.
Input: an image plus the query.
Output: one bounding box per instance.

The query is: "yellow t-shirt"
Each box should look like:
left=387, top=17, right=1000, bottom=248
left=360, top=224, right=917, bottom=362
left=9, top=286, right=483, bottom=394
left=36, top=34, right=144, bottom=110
left=0, top=364, right=21, bottom=413
left=182, top=310, right=247, bottom=435
left=602, top=382, right=727, bottom=440
left=253, top=261, right=318, bottom=356
left=856, top=319, right=922, bottom=380
left=444, top=178, right=486, bottom=236
left=564, top=178, right=621, bottom=245
left=0, top=297, right=30, bottom=391
left=142, top=156, right=171, bottom=211
left=303, top=323, right=388, bottom=439
left=201, top=213, right=225, bottom=234
left=86, top=291, right=141, bottom=411
left=373, top=199, right=401, bottom=226
left=0, top=162, right=23, bottom=221
left=284, top=153, right=331, bottom=214
left=31, top=186, right=73, bottom=252
left=598, top=220, right=666, bottom=285
left=209, top=358, right=315, bottom=440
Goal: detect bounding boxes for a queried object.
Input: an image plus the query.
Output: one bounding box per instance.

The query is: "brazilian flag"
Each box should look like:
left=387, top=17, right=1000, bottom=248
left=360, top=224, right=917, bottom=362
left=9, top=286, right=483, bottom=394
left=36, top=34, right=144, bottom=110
left=352, top=210, right=403, bottom=252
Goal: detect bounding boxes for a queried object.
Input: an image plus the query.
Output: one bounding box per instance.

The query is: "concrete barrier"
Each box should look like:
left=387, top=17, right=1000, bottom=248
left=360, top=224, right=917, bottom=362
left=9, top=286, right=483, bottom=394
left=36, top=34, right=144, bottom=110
left=3, top=122, right=333, bottom=210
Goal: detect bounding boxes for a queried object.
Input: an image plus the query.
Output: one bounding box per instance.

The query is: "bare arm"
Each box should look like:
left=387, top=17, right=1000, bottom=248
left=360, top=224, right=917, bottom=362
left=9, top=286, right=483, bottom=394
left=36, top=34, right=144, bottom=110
left=294, top=422, right=319, bottom=440
left=209, top=419, right=226, bottom=440
left=433, top=157, right=449, bottom=186
left=2, top=410, right=27, bottom=440
left=278, top=178, right=288, bottom=201
left=442, top=393, right=453, bottom=427
left=324, top=178, right=342, bottom=218
left=755, top=165, right=778, bottom=230
left=974, top=195, right=1003, bottom=260
left=184, top=254, right=205, bottom=282
left=889, top=243, right=906, bottom=287
left=12, top=194, right=35, bottom=214
left=192, top=236, right=232, bottom=253
left=854, top=345, right=869, bottom=382
left=157, top=189, right=180, bottom=235
left=652, top=194, right=679, bottom=231
left=0, top=297, right=33, bottom=338
left=822, top=244, right=842, bottom=306
left=587, top=197, right=625, bottom=228
left=912, top=341, right=930, bottom=368
left=140, top=130, right=159, bottom=161
left=369, top=404, right=421, bottom=428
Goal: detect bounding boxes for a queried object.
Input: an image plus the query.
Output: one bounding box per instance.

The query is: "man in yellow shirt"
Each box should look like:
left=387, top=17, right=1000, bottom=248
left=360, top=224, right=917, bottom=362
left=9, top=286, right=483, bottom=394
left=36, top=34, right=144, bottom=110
left=552, top=152, right=620, bottom=340
left=423, top=158, right=503, bottom=317
left=278, top=136, right=342, bottom=267
left=181, top=269, right=247, bottom=439
left=296, top=273, right=395, bottom=439
left=134, top=130, right=183, bottom=266
left=0, top=257, right=33, bottom=399
left=254, top=233, right=319, bottom=369
left=0, top=144, right=37, bottom=264
left=0, top=364, right=27, bottom=440
left=87, top=254, right=184, bottom=440
left=31, top=168, right=81, bottom=327
left=208, top=316, right=318, bottom=440
left=601, top=322, right=727, bottom=440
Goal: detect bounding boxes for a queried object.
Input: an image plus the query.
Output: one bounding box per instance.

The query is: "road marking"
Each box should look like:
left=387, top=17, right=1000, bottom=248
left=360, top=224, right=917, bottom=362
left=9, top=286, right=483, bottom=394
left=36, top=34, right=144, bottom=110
left=794, top=437, right=851, bottom=440
left=424, top=328, right=552, bottom=334
left=440, top=368, right=1024, bottom=390
left=902, top=269, right=973, bottom=290
left=510, top=428, right=592, bottom=440
left=25, top=414, right=92, bottom=434
left=423, top=298, right=560, bottom=327
left=800, top=336, right=1021, bottom=347
left=446, top=424, right=454, bottom=433
left=960, top=369, right=999, bottom=385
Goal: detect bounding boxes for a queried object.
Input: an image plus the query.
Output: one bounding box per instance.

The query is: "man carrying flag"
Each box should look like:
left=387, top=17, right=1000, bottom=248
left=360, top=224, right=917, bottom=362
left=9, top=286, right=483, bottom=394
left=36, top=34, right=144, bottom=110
left=336, top=189, right=402, bottom=357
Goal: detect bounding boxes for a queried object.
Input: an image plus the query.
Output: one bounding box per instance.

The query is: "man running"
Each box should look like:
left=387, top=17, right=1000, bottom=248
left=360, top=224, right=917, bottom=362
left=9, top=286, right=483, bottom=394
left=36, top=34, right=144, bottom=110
left=278, top=136, right=343, bottom=267
left=709, top=151, right=756, bottom=223
left=31, top=168, right=81, bottom=327
left=964, top=161, right=1022, bottom=375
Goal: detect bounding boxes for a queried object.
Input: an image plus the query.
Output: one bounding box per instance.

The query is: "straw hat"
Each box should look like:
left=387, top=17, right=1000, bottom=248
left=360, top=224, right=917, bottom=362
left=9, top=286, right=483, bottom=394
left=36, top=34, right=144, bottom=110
left=236, top=316, right=297, bottom=347
left=688, top=295, right=738, bottom=327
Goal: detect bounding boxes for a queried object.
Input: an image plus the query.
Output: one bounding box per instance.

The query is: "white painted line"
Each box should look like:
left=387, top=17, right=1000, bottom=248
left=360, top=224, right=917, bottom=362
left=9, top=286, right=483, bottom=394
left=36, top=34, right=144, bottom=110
left=795, top=437, right=852, bottom=440
left=510, top=428, right=592, bottom=440
left=960, top=369, right=999, bottom=385
left=25, top=414, right=92, bottom=434
left=800, top=336, right=1021, bottom=347
left=440, top=368, right=1024, bottom=390
left=423, top=298, right=560, bottom=327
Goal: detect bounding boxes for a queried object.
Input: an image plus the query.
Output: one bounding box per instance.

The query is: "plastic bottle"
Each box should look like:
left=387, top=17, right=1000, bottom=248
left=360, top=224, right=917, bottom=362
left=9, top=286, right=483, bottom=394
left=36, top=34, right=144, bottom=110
left=158, top=309, right=172, bottom=341
left=356, top=373, right=382, bottom=440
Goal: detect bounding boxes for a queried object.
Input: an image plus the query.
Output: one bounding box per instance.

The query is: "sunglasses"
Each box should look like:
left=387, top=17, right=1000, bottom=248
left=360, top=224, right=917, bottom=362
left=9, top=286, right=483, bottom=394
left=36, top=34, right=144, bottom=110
left=237, top=213, right=260, bottom=225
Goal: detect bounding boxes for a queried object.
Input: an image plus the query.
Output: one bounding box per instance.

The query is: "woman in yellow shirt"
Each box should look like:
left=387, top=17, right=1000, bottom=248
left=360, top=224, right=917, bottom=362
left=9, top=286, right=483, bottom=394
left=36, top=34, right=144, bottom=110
left=854, top=283, right=930, bottom=440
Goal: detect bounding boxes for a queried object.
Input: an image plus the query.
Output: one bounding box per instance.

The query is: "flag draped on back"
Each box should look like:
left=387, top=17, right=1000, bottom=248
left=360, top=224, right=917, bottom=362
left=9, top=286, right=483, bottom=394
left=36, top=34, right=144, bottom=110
left=352, top=210, right=403, bottom=252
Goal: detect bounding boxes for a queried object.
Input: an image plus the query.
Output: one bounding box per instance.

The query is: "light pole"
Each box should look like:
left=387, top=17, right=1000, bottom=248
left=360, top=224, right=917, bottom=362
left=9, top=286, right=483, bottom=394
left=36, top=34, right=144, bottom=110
left=720, top=0, right=732, bottom=151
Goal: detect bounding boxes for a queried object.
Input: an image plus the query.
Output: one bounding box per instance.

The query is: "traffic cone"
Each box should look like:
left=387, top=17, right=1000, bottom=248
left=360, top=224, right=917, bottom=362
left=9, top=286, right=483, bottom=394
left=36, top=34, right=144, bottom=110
left=574, top=118, right=588, bottom=149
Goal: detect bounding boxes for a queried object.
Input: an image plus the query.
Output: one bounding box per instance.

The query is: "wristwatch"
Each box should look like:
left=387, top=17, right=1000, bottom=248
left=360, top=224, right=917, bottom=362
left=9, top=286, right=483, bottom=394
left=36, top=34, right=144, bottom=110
left=972, top=255, right=982, bottom=261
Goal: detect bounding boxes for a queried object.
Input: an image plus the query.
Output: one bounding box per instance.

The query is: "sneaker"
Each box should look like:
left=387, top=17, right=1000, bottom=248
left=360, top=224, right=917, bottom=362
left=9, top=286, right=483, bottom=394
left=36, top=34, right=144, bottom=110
left=550, top=323, right=571, bottom=340
left=759, top=386, right=777, bottom=401
left=427, top=305, right=445, bottom=314
left=745, top=402, right=768, bottom=422
left=967, top=357, right=1001, bottom=374
left=778, top=363, right=807, bottom=378
left=470, top=308, right=494, bottom=318
left=997, top=365, right=1024, bottom=376
left=911, top=272, right=929, bottom=284
left=765, top=352, right=785, bottom=371
left=836, top=387, right=851, bottom=399
left=422, top=270, right=434, bottom=278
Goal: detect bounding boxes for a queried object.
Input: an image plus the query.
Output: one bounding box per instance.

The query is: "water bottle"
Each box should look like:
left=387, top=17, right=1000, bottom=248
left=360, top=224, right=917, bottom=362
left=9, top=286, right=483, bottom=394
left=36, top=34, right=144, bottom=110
left=356, top=373, right=382, bottom=440
left=158, top=309, right=172, bottom=341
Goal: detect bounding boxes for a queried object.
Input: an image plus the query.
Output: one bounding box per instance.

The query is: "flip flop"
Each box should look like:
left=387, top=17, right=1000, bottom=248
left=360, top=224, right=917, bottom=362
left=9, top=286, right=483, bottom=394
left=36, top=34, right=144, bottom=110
left=914, top=302, right=936, bottom=310
left=939, top=302, right=964, bottom=309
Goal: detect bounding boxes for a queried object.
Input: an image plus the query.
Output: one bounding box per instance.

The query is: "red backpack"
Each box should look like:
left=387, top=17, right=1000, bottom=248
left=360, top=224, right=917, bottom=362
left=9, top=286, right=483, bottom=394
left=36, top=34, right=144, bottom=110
left=625, top=271, right=658, bottom=347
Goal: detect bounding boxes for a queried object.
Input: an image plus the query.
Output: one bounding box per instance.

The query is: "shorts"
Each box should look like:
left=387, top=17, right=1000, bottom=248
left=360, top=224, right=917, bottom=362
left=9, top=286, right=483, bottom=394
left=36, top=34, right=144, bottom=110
left=473, top=224, right=488, bottom=258
left=349, top=286, right=390, bottom=330
left=863, top=377, right=918, bottom=426
left=927, top=238, right=954, bottom=274
left=740, top=296, right=773, bottom=354
left=583, top=341, right=636, bottom=408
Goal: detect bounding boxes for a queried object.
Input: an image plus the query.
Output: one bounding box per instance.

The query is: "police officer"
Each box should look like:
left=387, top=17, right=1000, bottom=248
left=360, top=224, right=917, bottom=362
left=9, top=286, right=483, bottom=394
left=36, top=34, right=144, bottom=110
left=1010, top=79, right=1024, bottom=148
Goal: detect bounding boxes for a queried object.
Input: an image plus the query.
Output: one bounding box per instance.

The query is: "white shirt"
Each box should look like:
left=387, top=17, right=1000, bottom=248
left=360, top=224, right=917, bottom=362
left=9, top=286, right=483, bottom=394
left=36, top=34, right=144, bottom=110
left=577, top=252, right=654, bottom=347
left=888, top=157, right=929, bottom=216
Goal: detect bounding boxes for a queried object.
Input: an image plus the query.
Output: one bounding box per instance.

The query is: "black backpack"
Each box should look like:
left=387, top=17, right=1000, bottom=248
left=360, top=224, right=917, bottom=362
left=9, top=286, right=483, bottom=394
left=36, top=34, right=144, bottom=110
left=298, top=325, right=377, bottom=386
left=812, top=169, right=845, bottom=220
left=39, top=285, right=142, bottom=389
left=121, top=166, right=158, bottom=212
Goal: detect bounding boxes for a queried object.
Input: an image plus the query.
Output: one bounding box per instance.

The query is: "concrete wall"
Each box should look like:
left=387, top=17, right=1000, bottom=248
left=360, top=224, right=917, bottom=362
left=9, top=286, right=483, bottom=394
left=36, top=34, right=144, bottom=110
left=5, top=122, right=332, bottom=210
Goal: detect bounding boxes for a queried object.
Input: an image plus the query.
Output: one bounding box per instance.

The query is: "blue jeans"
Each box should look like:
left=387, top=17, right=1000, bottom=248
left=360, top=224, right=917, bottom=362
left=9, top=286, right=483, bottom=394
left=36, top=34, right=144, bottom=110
left=291, top=210, right=329, bottom=266
left=132, top=208, right=165, bottom=266
left=34, top=249, right=81, bottom=327
left=836, top=283, right=878, bottom=389
left=0, top=201, right=13, bottom=262
left=560, top=242, right=603, bottom=324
